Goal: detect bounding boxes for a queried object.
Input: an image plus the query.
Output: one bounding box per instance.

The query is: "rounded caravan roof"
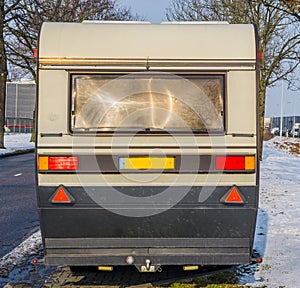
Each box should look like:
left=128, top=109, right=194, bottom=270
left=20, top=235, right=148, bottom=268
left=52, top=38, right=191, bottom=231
left=39, top=22, right=257, bottom=61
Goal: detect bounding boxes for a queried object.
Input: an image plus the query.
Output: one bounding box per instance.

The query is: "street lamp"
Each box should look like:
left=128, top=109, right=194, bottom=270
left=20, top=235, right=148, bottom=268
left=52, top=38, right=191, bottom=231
left=292, top=93, right=299, bottom=138
left=280, top=80, right=284, bottom=138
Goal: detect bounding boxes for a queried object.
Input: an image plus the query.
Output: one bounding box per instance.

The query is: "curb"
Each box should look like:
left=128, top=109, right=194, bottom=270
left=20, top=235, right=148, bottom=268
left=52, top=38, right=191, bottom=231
left=0, top=148, right=35, bottom=158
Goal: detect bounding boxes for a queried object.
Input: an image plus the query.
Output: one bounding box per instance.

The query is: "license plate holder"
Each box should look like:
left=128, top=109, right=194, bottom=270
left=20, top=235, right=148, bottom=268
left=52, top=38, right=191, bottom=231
left=140, top=265, right=156, bottom=272
left=119, top=157, right=175, bottom=170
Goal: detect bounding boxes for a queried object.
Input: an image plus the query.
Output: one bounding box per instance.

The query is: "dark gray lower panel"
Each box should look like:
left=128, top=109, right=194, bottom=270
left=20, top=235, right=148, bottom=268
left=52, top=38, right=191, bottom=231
left=38, top=186, right=258, bottom=266
left=44, top=237, right=251, bottom=266
left=40, top=207, right=257, bottom=239
left=45, top=237, right=249, bottom=248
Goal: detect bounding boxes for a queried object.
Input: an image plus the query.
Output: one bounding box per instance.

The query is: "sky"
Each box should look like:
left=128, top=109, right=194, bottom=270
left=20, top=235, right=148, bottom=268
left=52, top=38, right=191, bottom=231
left=265, top=81, right=300, bottom=118
left=118, top=0, right=300, bottom=118
left=119, top=0, right=170, bottom=23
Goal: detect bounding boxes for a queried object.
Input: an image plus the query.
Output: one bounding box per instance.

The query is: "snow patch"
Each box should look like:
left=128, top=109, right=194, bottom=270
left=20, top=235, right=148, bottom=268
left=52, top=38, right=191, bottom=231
left=266, top=136, right=300, bottom=157
left=0, top=231, right=42, bottom=275
left=0, top=133, right=34, bottom=156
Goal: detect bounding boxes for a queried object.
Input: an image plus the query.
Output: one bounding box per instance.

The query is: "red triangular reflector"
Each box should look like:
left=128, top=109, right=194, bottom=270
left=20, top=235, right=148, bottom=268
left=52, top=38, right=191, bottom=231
left=51, top=186, right=72, bottom=203
left=225, top=186, right=244, bottom=203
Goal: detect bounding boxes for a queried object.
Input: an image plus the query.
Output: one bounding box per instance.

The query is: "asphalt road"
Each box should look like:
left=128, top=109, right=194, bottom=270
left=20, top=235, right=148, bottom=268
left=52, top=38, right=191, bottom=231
left=0, top=152, right=39, bottom=258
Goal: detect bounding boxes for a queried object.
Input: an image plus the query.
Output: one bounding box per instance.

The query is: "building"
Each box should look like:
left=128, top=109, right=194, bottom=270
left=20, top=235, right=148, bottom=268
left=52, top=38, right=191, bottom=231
left=270, top=116, right=300, bottom=131
left=5, top=81, right=36, bottom=133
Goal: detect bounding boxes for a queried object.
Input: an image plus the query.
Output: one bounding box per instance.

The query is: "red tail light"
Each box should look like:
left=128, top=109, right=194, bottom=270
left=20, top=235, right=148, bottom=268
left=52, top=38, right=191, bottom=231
left=215, top=155, right=255, bottom=171
left=39, top=156, right=78, bottom=171
left=48, top=157, right=78, bottom=170
left=216, top=156, right=245, bottom=170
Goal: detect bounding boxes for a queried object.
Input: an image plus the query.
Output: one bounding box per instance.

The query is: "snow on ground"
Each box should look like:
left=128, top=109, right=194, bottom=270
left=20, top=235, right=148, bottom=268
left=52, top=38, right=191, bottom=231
left=0, top=133, right=34, bottom=156
left=0, top=134, right=300, bottom=287
left=267, top=136, right=300, bottom=157
left=246, top=138, right=300, bottom=287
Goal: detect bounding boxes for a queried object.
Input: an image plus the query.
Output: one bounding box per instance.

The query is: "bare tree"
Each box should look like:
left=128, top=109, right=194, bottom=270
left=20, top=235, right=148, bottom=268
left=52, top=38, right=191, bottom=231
left=262, top=0, right=300, bottom=21
left=0, top=0, right=21, bottom=148
left=0, top=1, right=5, bottom=148
left=6, top=0, right=139, bottom=81
left=166, top=0, right=300, bottom=158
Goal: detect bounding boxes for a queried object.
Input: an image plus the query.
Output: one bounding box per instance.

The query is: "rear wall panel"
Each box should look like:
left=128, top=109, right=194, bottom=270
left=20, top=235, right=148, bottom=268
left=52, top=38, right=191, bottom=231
left=38, top=70, right=68, bottom=133
left=227, top=71, right=256, bottom=134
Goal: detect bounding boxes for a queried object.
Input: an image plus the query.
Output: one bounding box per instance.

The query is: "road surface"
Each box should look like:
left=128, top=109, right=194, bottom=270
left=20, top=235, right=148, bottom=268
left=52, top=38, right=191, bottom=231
left=0, top=152, right=39, bottom=258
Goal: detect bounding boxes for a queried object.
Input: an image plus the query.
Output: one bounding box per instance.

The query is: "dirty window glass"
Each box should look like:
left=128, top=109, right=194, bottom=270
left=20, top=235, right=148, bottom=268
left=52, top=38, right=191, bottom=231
left=71, top=73, right=224, bottom=133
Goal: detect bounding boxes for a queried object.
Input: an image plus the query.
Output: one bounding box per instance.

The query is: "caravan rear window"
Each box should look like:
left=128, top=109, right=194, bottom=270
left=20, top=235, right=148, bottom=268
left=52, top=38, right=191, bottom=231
left=71, top=73, right=224, bottom=133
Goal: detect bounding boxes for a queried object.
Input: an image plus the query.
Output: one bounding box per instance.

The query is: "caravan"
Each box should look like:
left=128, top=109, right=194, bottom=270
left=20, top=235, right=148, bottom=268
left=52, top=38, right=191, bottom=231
left=36, top=22, right=260, bottom=271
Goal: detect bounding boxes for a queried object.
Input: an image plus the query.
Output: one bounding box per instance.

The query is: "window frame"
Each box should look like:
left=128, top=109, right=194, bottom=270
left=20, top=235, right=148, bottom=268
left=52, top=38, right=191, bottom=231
left=68, top=71, right=227, bottom=135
